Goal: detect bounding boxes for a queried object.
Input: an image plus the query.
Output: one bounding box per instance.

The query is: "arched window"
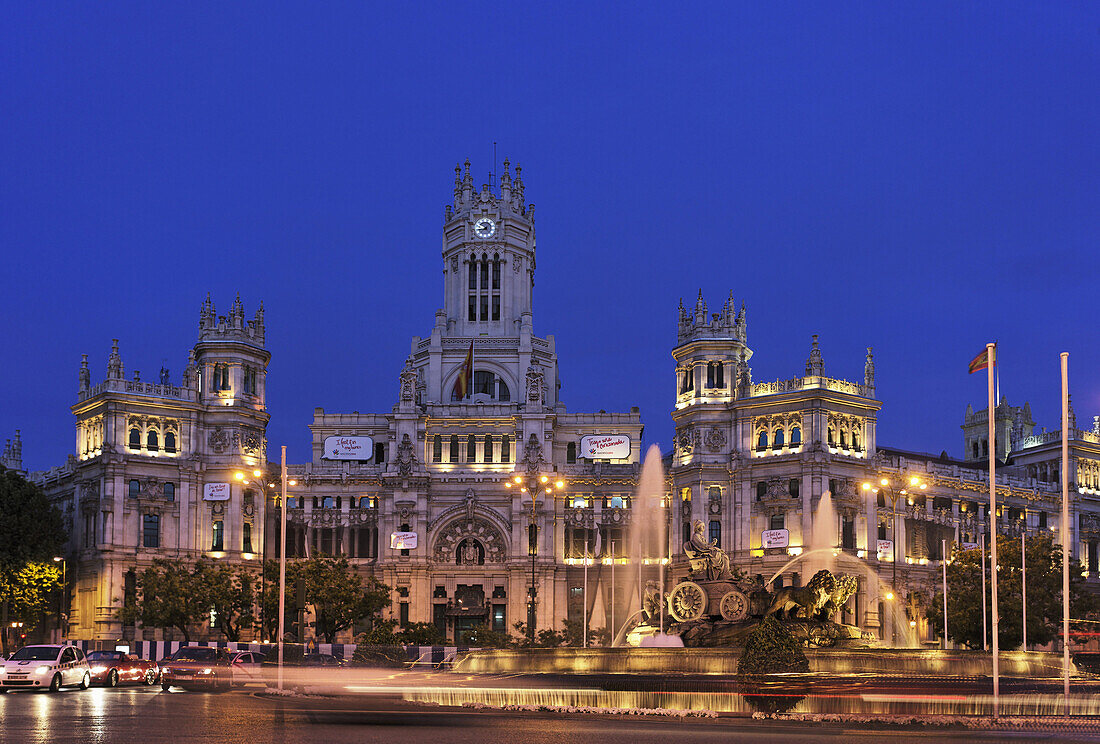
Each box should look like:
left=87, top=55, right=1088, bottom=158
left=973, top=441, right=980, bottom=459
left=828, top=428, right=835, bottom=445
left=757, top=431, right=768, bottom=450
left=680, top=368, right=694, bottom=394
left=852, top=432, right=861, bottom=450
left=706, top=362, right=715, bottom=388
left=129, top=428, right=141, bottom=449
left=323, top=496, right=336, bottom=509
left=607, top=496, right=625, bottom=509
left=839, top=430, right=847, bottom=448
left=163, top=482, right=175, bottom=501
left=501, top=435, right=510, bottom=462
left=449, top=435, right=459, bottom=462
left=498, top=379, right=510, bottom=401
left=773, top=429, right=784, bottom=448
left=164, top=431, right=177, bottom=453
left=432, top=435, right=443, bottom=463
left=715, top=361, right=724, bottom=388
left=128, top=479, right=140, bottom=498
left=147, top=430, right=159, bottom=451
left=474, top=370, right=494, bottom=396
left=467, top=434, right=477, bottom=462
left=566, top=442, right=577, bottom=464
left=790, top=427, right=801, bottom=445
left=484, top=435, right=494, bottom=462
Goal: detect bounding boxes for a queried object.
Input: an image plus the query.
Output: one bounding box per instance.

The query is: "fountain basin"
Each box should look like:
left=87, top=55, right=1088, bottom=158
left=453, top=647, right=1076, bottom=678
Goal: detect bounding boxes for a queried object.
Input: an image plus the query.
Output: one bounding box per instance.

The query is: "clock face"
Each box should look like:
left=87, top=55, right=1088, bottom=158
left=473, top=217, right=496, bottom=239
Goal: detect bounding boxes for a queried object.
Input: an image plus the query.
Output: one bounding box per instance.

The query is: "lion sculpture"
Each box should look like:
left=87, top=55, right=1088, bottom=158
left=764, top=569, right=835, bottom=620
left=816, top=574, right=859, bottom=622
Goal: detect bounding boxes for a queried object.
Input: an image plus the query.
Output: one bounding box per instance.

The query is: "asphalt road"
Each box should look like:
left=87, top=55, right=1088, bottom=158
left=3, top=685, right=1100, bottom=744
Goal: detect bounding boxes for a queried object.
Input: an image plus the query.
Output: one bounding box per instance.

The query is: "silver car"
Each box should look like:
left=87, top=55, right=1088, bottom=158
left=0, top=645, right=92, bottom=692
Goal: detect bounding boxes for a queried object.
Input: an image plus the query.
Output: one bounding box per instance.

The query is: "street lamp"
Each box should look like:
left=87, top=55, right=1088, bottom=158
left=862, top=475, right=927, bottom=645
left=53, top=556, right=66, bottom=642
left=506, top=472, right=564, bottom=644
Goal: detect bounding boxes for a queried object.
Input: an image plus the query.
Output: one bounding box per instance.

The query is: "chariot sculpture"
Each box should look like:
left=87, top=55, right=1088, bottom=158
left=666, top=520, right=762, bottom=623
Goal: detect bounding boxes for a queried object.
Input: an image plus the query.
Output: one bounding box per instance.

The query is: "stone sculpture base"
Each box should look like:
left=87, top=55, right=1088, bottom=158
left=660, top=619, right=875, bottom=649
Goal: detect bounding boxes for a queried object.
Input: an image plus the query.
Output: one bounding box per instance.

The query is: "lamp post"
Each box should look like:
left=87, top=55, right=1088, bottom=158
left=862, top=475, right=926, bottom=645
left=506, top=472, right=564, bottom=645
left=52, top=556, right=66, bottom=642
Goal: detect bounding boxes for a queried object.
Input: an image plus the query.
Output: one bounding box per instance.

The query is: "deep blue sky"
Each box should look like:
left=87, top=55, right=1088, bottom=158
left=3, top=3, right=1098, bottom=472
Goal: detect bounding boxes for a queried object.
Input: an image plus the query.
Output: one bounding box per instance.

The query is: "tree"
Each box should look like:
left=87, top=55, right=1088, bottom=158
left=191, top=559, right=257, bottom=641
left=118, top=559, right=208, bottom=642
left=927, top=533, right=1100, bottom=650
left=736, top=615, right=809, bottom=714
left=465, top=622, right=513, bottom=648
left=262, top=557, right=391, bottom=642
left=0, top=467, right=66, bottom=653
left=395, top=621, right=447, bottom=646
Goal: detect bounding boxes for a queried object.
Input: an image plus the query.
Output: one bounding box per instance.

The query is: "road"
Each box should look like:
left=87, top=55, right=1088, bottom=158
left=3, top=685, right=1100, bottom=744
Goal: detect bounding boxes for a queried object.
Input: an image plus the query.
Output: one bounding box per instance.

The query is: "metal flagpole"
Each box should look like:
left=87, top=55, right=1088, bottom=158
left=1022, top=533, right=1027, bottom=651
left=981, top=532, right=988, bottom=652
left=278, top=446, right=288, bottom=692
left=942, top=538, right=949, bottom=650
left=610, top=540, right=616, bottom=647
left=987, top=342, right=1000, bottom=717
left=583, top=541, right=588, bottom=649
left=1061, top=352, right=1070, bottom=712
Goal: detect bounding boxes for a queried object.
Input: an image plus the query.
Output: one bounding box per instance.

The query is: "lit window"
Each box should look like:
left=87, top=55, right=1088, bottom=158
left=790, top=427, right=801, bottom=445
left=501, top=435, right=510, bottom=461
left=211, top=521, right=224, bottom=551
left=709, top=520, right=721, bottom=547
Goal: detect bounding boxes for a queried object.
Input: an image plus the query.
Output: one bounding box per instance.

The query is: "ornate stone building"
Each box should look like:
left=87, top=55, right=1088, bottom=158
left=34, top=296, right=271, bottom=640
left=668, top=294, right=1100, bottom=643
left=269, top=160, right=643, bottom=643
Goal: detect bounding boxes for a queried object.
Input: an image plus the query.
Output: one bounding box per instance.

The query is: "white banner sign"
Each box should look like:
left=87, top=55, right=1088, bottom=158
left=579, top=435, right=631, bottom=460
left=322, top=435, right=374, bottom=460
left=390, top=531, right=417, bottom=550
left=203, top=482, right=230, bottom=501
left=877, top=539, right=894, bottom=555
left=961, top=542, right=980, bottom=551
left=762, top=529, right=789, bottom=549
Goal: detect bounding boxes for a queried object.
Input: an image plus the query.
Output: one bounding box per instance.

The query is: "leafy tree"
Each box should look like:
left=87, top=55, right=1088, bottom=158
left=191, top=559, right=257, bottom=641
left=262, top=557, right=391, bottom=643
left=0, top=467, right=66, bottom=653
left=926, top=534, right=1100, bottom=650
left=561, top=618, right=610, bottom=647
left=395, top=621, right=447, bottom=646
left=465, top=622, right=513, bottom=648
left=118, top=559, right=208, bottom=642
left=737, top=615, right=809, bottom=714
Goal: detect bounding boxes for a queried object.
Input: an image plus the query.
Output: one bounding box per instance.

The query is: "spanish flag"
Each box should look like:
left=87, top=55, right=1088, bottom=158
left=453, top=341, right=474, bottom=399
left=968, top=344, right=996, bottom=374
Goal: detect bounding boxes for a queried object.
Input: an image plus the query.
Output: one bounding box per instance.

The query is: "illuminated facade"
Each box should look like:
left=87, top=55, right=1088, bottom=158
left=274, top=161, right=643, bottom=643
left=34, top=297, right=270, bottom=640
left=668, top=298, right=1100, bottom=643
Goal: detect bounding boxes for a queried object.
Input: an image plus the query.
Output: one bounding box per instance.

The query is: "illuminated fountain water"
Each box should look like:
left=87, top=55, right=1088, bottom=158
left=612, top=445, right=672, bottom=647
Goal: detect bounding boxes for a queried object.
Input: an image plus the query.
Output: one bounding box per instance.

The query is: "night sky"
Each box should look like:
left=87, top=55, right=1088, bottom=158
left=3, top=3, right=1098, bottom=473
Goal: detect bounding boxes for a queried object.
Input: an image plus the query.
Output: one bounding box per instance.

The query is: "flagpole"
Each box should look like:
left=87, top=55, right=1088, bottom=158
left=611, top=539, right=616, bottom=648
left=942, top=538, right=948, bottom=650
left=1022, top=532, right=1027, bottom=651
left=1061, top=351, right=1070, bottom=712
left=981, top=532, right=988, bottom=652
left=987, top=342, right=999, bottom=718
left=583, top=542, right=589, bottom=649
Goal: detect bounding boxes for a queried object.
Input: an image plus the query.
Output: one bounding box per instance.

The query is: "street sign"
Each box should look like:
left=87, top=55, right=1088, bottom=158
left=762, top=529, right=789, bottom=549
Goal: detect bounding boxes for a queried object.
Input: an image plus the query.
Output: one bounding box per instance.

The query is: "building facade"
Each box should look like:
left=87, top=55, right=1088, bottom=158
left=667, top=296, right=1100, bottom=643
left=35, top=297, right=271, bottom=640
left=26, top=161, right=1100, bottom=647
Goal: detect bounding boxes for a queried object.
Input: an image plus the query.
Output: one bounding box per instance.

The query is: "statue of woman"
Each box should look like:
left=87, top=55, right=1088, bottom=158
left=687, top=519, right=732, bottom=578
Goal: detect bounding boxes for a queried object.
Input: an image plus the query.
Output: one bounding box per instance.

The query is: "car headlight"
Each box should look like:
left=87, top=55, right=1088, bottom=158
left=91, top=666, right=107, bottom=674
left=34, top=666, right=52, bottom=675
left=199, top=668, right=213, bottom=675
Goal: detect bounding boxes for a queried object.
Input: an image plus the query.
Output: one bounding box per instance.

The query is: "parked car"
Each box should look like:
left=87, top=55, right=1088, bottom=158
left=302, top=653, right=346, bottom=667
left=229, top=651, right=267, bottom=687
left=86, top=650, right=159, bottom=687
left=0, top=645, right=91, bottom=693
left=159, top=647, right=233, bottom=691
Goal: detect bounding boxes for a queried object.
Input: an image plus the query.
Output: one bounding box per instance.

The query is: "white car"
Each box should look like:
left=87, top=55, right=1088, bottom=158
left=230, top=650, right=267, bottom=687
left=0, top=645, right=92, bottom=692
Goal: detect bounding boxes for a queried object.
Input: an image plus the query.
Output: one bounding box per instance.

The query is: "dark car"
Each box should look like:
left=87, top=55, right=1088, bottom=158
left=302, top=653, right=346, bottom=667
left=159, top=647, right=233, bottom=691
left=87, top=651, right=159, bottom=687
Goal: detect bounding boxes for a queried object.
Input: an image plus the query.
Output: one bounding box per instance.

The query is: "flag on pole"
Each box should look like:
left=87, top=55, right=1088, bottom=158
left=452, top=341, right=474, bottom=399
left=969, top=345, right=996, bottom=374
